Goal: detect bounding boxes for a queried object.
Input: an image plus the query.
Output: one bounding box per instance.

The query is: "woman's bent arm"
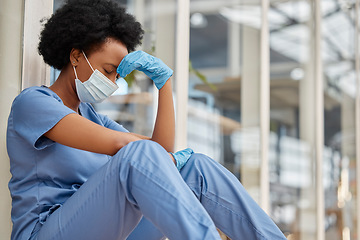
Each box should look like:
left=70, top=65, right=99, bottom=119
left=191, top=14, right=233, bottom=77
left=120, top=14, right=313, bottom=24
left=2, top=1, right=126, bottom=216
left=150, top=80, right=175, bottom=153
left=44, top=79, right=175, bottom=156
left=44, top=113, right=141, bottom=156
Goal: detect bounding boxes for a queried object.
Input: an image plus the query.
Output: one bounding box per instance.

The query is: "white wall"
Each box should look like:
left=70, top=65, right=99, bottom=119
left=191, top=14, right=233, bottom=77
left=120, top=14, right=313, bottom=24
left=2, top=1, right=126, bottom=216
left=0, top=0, right=24, bottom=238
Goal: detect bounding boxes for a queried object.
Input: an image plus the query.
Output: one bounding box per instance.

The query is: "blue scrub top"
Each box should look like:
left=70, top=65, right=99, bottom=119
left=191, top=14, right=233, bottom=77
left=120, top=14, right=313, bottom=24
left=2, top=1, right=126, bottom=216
left=7, top=86, right=129, bottom=240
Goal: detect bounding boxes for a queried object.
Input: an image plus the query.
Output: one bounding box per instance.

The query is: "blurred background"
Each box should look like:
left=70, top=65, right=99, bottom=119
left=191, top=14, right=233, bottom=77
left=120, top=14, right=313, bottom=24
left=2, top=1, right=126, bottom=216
left=1, top=0, right=360, bottom=239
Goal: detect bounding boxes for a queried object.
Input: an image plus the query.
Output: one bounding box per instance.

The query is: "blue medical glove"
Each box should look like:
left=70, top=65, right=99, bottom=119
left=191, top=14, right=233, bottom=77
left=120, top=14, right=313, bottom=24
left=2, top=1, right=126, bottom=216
left=170, top=148, right=194, bottom=171
left=117, top=51, right=173, bottom=90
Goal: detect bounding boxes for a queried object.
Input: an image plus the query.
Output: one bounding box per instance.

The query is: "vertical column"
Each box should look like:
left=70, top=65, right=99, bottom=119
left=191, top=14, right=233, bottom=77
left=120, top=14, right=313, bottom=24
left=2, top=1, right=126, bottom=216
left=355, top=1, right=360, bottom=240
left=341, top=95, right=356, bottom=238
left=241, top=1, right=270, bottom=212
left=22, top=0, right=53, bottom=89
left=298, top=45, right=316, bottom=240
left=0, top=0, right=24, bottom=238
left=298, top=0, right=323, bottom=239
left=174, top=0, right=190, bottom=150
left=260, top=0, right=270, bottom=213
left=314, top=1, right=325, bottom=239
left=241, top=25, right=261, bottom=204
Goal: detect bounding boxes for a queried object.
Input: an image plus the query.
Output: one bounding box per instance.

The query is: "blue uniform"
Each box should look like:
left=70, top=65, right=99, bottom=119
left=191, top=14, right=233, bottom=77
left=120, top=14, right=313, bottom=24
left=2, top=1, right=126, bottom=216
left=7, top=86, right=286, bottom=240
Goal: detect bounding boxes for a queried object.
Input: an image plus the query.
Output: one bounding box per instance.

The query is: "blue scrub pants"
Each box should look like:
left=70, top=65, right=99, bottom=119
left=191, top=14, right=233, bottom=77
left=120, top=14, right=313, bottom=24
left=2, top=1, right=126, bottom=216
left=32, top=140, right=286, bottom=240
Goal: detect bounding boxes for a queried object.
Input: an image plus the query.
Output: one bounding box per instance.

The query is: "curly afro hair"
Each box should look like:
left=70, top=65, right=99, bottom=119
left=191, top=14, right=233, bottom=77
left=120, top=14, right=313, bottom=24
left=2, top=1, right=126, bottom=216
left=38, top=0, right=144, bottom=70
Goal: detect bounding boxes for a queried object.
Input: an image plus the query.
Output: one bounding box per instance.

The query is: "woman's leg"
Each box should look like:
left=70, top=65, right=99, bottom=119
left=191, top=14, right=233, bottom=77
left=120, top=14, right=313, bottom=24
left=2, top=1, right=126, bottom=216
left=126, top=216, right=167, bottom=240
left=33, top=140, right=221, bottom=240
left=180, top=153, right=286, bottom=240
left=128, top=153, right=287, bottom=240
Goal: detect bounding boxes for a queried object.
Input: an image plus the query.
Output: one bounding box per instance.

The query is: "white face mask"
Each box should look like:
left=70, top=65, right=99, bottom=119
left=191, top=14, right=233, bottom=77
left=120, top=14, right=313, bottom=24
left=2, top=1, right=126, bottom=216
left=73, top=51, right=119, bottom=103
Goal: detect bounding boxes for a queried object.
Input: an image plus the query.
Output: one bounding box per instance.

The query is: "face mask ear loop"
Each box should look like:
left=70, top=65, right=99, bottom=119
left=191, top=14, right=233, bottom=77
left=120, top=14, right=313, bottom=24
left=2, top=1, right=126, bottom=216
left=73, top=66, right=79, bottom=80
left=82, top=51, right=95, bottom=72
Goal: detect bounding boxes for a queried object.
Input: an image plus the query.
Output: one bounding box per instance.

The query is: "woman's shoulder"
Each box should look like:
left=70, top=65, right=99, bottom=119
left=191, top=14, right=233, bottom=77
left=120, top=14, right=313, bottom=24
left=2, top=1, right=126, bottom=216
left=13, top=86, right=62, bottom=106
left=10, top=86, right=67, bottom=118
left=17, top=86, right=59, bottom=100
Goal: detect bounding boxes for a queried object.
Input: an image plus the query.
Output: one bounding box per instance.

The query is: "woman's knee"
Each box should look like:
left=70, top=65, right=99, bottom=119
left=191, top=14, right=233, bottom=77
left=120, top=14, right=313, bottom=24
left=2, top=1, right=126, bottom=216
left=113, top=140, right=169, bottom=167
left=180, top=153, right=213, bottom=180
left=180, top=152, right=225, bottom=183
left=185, top=153, right=215, bottom=169
left=115, top=140, right=162, bottom=157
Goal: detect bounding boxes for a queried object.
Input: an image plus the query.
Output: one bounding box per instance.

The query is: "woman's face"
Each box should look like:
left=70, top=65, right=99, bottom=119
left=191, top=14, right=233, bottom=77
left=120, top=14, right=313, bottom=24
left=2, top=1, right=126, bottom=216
left=72, top=38, right=129, bottom=83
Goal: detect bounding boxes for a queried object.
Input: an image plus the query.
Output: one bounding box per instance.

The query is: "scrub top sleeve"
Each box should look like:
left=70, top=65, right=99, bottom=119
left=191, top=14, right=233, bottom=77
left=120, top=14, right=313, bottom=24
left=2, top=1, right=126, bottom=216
left=98, top=113, right=130, bottom=133
left=12, top=88, right=76, bottom=150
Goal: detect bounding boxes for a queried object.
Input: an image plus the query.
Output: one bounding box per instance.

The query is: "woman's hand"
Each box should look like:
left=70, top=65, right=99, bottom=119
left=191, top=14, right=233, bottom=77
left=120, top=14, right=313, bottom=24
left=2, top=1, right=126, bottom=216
left=117, top=51, right=173, bottom=90
left=170, top=148, right=194, bottom=171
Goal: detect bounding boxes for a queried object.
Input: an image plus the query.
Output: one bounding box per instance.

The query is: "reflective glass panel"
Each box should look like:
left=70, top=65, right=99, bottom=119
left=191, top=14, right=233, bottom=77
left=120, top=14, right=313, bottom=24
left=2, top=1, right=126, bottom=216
left=269, top=1, right=317, bottom=239
left=188, top=0, right=264, bottom=205
left=322, top=1, right=357, bottom=239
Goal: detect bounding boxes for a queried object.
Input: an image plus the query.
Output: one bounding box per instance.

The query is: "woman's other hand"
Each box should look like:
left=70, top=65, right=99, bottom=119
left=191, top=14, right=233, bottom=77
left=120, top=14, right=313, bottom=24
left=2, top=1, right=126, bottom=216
left=170, top=148, right=194, bottom=171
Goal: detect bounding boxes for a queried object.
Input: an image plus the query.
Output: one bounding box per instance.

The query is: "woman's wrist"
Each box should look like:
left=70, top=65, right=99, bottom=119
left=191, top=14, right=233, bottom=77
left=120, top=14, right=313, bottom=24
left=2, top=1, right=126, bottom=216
left=169, top=148, right=194, bottom=171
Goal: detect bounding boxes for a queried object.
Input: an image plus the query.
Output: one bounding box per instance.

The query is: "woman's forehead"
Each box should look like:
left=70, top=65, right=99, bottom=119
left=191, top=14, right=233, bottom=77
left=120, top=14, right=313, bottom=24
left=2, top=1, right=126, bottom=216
left=91, top=38, right=128, bottom=64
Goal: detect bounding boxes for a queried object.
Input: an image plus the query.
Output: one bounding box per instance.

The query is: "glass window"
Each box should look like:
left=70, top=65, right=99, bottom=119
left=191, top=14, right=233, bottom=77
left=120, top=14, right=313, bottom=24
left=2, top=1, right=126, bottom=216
left=321, top=1, right=357, bottom=239
left=187, top=0, right=264, bottom=206
left=269, top=1, right=317, bottom=239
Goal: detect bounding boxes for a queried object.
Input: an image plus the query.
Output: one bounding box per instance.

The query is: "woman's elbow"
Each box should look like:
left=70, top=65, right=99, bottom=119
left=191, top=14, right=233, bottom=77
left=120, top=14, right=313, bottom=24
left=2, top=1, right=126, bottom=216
left=110, top=133, right=142, bottom=156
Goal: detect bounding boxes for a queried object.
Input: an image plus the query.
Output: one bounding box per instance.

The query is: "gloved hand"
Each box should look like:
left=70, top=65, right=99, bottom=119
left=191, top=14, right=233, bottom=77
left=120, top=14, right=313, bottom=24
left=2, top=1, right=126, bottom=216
left=170, top=148, right=194, bottom=171
left=117, top=51, right=173, bottom=90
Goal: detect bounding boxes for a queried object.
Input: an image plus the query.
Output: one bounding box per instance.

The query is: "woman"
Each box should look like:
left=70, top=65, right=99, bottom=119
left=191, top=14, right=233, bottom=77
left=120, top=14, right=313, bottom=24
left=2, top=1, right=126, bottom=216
left=7, top=0, right=287, bottom=239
